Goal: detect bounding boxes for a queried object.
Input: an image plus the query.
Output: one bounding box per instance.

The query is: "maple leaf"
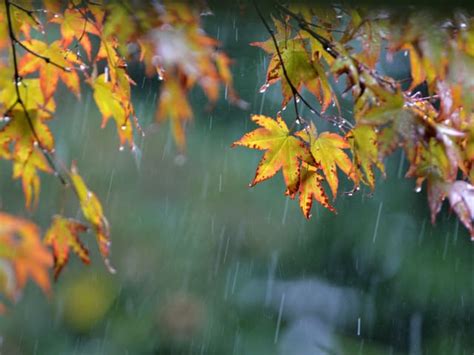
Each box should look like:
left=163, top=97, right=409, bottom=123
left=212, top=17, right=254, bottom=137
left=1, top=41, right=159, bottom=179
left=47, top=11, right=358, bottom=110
left=250, top=16, right=292, bottom=54
left=18, top=40, right=82, bottom=100
left=70, top=162, right=115, bottom=273
left=403, top=44, right=426, bottom=90
left=156, top=76, right=193, bottom=151
left=448, top=181, right=474, bottom=240
left=0, top=78, right=56, bottom=118
left=346, top=125, right=385, bottom=189
left=232, top=114, right=314, bottom=195
left=44, top=216, right=90, bottom=280
left=0, top=213, right=52, bottom=298
left=296, top=123, right=355, bottom=198
left=0, top=110, right=54, bottom=208
left=0, top=110, right=54, bottom=151
left=426, top=177, right=448, bottom=224
left=92, top=73, right=133, bottom=147
left=13, top=147, right=52, bottom=209
left=296, top=163, right=335, bottom=218
left=260, top=37, right=334, bottom=110
left=51, top=8, right=99, bottom=60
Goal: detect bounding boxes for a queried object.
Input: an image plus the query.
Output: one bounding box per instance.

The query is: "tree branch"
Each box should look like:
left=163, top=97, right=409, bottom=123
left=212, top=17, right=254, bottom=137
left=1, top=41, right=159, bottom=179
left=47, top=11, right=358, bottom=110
left=4, top=0, right=67, bottom=185
left=254, top=1, right=321, bottom=127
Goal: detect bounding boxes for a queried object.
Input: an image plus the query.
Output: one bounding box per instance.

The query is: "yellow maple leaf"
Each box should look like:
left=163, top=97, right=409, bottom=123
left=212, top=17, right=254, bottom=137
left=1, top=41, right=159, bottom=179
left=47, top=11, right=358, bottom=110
left=297, top=123, right=355, bottom=198
left=232, top=114, right=314, bottom=195
left=346, top=125, right=385, bottom=189
left=70, top=162, right=115, bottom=273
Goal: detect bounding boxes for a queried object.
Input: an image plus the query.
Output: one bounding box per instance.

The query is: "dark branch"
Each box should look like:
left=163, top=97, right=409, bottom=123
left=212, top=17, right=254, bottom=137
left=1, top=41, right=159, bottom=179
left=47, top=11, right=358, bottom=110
left=4, top=0, right=67, bottom=185
left=254, top=1, right=321, bottom=126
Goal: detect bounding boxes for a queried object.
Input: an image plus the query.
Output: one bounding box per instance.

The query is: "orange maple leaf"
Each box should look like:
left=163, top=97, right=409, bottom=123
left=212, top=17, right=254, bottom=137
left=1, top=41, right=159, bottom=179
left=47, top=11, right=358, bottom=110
left=0, top=213, right=52, bottom=299
left=44, top=216, right=90, bottom=280
left=296, top=163, right=335, bottom=218
left=18, top=40, right=82, bottom=100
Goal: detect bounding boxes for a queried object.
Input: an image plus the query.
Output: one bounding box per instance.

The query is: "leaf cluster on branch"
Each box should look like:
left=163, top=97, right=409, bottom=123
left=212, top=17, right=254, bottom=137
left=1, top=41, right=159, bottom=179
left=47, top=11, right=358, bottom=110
left=0, top=0, right=237, bottom=310
left=234, top=4, right=474, bottom=239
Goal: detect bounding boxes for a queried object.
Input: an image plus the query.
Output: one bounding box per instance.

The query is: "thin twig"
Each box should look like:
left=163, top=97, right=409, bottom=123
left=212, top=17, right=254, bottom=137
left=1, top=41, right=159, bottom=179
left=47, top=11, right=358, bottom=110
left=9, top=1, right=43, bottom=27
left=254, top=1, right=321, bottom=126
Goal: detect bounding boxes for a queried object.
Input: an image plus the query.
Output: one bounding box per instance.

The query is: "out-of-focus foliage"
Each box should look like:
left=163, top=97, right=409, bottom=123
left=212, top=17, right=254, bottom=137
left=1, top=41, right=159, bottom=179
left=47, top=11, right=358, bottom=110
left=0, top=0, right=236, bottom=304
left=235, top=5, right=474, bottom=239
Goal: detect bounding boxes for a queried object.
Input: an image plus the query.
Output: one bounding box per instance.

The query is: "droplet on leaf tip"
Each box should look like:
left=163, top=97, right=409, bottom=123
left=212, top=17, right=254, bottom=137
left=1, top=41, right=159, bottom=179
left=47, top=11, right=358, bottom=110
left=415, top=186, right=422, bottom=193
left=259, top=83, right=269, bottom=93
left=119, top=145, right=125, bottom=151
left=121, top=124, right=127, bottom=131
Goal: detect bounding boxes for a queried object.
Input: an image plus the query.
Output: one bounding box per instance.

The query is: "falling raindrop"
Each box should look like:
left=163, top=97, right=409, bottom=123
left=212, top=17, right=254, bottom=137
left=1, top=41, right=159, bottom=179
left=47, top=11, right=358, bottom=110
left=372, top=201, right=383, bottom=243
left=274, top=293, right=286, bottom=344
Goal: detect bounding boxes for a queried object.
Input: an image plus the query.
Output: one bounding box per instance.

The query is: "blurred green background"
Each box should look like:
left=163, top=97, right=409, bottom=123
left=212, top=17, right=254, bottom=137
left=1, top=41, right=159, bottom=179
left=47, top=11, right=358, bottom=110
left=0, top=4, right=473, bottom=355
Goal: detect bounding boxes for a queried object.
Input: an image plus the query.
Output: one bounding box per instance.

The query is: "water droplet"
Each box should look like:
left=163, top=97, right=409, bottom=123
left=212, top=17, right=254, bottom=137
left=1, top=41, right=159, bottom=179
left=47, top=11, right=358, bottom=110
left=121, top=124, right=127, bottom=131
left=119, top=145, right=125, bottom=151
left=259, top=83, right=269, bottom=93
left=104, top=67, right=109, bottom=82
left=404, top=51, right=408, bottom=56
left=415, top=186, right=422, bottom=193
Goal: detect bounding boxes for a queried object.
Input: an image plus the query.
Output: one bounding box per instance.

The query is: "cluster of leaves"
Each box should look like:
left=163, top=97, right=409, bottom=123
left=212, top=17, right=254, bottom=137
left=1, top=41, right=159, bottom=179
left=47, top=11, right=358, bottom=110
left=0, top=0, right=473, bottom=311
left=233, top=5, right=474, bottom=237
left=0, top=0, right=235, bottom=309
